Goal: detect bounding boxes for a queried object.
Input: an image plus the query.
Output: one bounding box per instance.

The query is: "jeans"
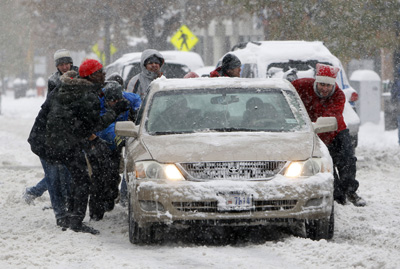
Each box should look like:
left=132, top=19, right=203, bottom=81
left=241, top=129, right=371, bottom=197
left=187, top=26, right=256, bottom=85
left=26, top=177, right=48, bottom=197
left=40, top=158, right=71, bottom=219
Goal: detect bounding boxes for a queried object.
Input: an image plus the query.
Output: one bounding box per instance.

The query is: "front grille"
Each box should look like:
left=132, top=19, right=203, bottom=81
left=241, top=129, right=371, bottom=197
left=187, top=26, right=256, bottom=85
left=178, top=161, right=286, bottom=181
left=254, top=200, right=297, bottom=211
left=172, top=199, right=297, bottom=213
left=172, top=201, right=218, bottom=212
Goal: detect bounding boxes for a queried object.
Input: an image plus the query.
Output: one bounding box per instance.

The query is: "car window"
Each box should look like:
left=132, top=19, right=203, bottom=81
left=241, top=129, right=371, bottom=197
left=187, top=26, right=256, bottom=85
left=123, top=63, right=191, bottom=88
left=122, top=64, right=142, bottom=88
left=145, top=88, right=309, bottom=135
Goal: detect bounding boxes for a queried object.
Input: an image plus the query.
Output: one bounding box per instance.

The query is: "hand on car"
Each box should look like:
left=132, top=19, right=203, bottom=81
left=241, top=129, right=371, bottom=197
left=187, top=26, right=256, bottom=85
left=111, top=99, right=129, bottom=115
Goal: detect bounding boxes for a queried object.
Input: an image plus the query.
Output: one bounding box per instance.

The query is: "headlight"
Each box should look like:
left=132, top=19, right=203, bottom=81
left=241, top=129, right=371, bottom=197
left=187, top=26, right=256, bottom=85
left=284, top=158, right=321, bottom=178
left=135, top=161, right=185, bottom=181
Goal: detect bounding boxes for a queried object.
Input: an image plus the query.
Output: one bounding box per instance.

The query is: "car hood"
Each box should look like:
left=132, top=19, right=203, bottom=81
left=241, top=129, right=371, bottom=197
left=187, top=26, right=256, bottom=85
left=140, top=132, right=315, bottom=163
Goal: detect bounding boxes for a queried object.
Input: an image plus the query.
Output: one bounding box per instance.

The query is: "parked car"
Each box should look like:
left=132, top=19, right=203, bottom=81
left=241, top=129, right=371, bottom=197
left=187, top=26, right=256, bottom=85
left=13, top=78, right=28, bottom=99
left=116, top=77, right=337, bottom=244
left=218, top=40, right=360, bottom=148
left=105, top=50, right=205, bottom=89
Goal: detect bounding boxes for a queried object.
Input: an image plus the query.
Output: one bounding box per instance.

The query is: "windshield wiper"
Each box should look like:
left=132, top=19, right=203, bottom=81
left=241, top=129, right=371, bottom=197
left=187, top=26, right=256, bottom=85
left=211, top=127, right=256, bottom=132
left=150, top=131, right=194, bottom=135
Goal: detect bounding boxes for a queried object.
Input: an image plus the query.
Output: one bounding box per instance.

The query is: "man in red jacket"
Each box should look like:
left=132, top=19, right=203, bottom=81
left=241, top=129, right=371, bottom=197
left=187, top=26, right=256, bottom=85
left=291, top=63, right=366, bottom=207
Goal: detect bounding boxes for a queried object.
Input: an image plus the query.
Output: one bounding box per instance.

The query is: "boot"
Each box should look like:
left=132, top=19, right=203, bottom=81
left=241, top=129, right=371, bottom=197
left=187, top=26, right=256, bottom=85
left=70, top=218, right=100, bottom=235
left=56, top=217, right=69, bottom=230
left=70, top=222, right=100, bottom=235
left=347, top=192, right=366, bottom=207
left=334, top=193, right=346, bottom=205
left=22, top=188, right=38, bottom=205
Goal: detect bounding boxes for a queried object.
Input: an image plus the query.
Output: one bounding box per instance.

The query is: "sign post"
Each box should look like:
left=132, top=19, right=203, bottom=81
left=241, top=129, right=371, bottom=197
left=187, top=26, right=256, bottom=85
left=92, top=41, right=117, bottom=64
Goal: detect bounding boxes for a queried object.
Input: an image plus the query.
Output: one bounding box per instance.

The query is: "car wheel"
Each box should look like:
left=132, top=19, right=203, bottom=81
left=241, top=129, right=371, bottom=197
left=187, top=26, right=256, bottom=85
left=305, top=205, right=334, bottom=240
left=128, top=198, right=153, bottom=244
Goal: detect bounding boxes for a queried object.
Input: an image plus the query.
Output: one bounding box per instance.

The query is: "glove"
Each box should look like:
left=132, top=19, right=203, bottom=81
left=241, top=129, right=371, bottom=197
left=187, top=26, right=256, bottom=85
left=129, top=109, right=138, bottom=122
left=114, top=135, right=125, bottom=148
left=87, top=136, right=112, bottom=159
left=111, top=99, right=129, bottom=115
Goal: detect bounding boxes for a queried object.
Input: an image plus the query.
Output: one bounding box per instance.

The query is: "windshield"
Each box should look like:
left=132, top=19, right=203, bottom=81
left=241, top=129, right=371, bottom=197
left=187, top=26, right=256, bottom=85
left=145, top=87, right=309, bottom=135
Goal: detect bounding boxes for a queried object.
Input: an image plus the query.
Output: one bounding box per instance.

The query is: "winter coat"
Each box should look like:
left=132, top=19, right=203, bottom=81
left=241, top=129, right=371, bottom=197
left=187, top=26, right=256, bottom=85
left=126, top=49, right=164, bottom=99
left=97, top=91, right=141, bottom=150
left=27, top=91, right=55, bottom=159
left=45, top=70, right=117, bottom=160
left=291, top=78, right=347, bottom=145
left=47, top=65, right=79, bottom=95
left=210, top=66, right=225, bottom=78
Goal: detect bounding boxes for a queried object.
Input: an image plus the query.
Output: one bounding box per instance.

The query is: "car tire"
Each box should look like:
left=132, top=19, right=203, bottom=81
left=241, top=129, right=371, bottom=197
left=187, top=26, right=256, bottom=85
left=305, top=205, right=334, bottom=240
left=128, top=197, right=154, bottom=244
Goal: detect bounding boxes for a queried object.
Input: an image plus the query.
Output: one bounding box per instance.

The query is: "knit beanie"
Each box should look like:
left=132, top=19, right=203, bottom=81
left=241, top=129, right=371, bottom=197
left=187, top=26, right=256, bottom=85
left=104, top=81, right=123, bottom=102
left=221, top=54, right=241, bottom=73
left=144, top=55, right=161, bottom=66
left=79, top=59, right=103, bottom=78
left=54, top=49, right=73, bottom=67
left=106, top=72, right=124, bottom=86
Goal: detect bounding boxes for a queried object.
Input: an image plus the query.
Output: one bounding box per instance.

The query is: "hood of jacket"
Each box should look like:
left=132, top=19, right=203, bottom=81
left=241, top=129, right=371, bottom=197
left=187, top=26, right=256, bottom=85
left=140, top=49, right=165, bottom=80
left=57, top=70, right=97, bottom=105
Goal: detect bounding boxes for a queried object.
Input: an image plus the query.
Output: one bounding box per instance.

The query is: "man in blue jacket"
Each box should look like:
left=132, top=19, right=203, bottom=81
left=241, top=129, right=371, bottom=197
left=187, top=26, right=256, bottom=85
left=94, top=77, right=141, bottom=210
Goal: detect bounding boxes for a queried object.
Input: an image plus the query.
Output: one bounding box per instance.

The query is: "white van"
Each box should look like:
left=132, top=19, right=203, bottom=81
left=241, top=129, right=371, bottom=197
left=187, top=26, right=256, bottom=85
left=219, top=40, right=360, bottom=148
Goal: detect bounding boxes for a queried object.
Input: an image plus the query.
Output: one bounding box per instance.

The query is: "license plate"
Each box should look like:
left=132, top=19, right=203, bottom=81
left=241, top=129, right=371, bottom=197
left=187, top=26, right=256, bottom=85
left=217, top=192, right=253, bottom=211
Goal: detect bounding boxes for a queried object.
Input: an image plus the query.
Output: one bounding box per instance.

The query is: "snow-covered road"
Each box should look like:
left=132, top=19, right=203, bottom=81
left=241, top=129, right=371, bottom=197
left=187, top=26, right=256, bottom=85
left=1, top=92, right=399, bottom=269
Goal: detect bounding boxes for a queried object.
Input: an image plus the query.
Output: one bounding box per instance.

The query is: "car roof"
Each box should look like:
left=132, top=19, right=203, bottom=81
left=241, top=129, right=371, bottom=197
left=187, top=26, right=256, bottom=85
left=229, top=40, right=340, bottom=65
left=148, top=77, right=296, bottom=94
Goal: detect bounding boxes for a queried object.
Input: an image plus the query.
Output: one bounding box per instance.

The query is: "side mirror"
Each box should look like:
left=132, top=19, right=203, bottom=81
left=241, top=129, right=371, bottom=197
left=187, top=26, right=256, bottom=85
left=313, top=117, right=338, bottom=134
left=115, top=121, right=138, bottom=138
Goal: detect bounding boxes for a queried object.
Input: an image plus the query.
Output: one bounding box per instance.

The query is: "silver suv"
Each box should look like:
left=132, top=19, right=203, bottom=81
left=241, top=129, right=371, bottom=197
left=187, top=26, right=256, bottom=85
left=116, top=77, right=337, bottom=244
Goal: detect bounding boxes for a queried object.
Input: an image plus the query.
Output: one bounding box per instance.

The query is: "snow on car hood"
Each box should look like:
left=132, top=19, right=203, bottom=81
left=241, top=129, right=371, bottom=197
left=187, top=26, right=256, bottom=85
left=140, top=131, right=315, bottom=163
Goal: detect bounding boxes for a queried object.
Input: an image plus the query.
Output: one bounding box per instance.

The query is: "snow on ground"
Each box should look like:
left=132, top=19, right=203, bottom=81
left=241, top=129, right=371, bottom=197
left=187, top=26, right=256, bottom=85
left=0, top=91, right=400, bottom=269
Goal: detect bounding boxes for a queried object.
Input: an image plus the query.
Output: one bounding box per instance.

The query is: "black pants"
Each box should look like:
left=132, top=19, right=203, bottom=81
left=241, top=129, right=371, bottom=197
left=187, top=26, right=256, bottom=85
left=86, top=142, right=121, bottom=220
left=327, top=129, right=359, bottom=201
left=56, top=147, right=91, bottom=227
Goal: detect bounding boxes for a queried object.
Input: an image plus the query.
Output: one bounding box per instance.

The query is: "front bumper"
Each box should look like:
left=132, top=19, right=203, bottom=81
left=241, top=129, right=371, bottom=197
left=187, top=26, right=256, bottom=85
left=128, top=172, right=334, bottom=228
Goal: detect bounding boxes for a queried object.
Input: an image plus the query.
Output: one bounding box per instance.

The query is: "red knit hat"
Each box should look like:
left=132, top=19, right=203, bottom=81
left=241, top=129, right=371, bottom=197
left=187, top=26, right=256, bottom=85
left=183, top=71, right=199, bottom=78
left=315, top=63, right=340, bottom=85
left=79, top=59, right=103, bottom=77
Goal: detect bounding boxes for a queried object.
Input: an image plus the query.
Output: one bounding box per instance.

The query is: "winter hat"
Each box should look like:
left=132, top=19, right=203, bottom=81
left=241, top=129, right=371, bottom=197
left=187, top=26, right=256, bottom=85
left=221, top=53, right=241, bottom=72
left=183, top=71, right=199, bottom=78
left=54, top=49, right=73, bottom=67
left=106, top=72, right=124, bottom=86
left=144, top=55, right=161, bottom=66
left=104, top=81, right=123, bottom=102
left=79, top=59, right=103, bottom=78
left=315, top=63, right=340, bottom=85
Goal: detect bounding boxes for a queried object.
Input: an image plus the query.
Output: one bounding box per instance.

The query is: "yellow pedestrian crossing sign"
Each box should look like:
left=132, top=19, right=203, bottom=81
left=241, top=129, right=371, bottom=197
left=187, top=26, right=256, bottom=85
left=171, top=25, right=198, bottom=51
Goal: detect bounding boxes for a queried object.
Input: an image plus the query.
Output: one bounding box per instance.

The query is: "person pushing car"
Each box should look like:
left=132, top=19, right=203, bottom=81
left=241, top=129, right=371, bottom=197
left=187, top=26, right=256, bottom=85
left=291, top=63, right=366, bottom=207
